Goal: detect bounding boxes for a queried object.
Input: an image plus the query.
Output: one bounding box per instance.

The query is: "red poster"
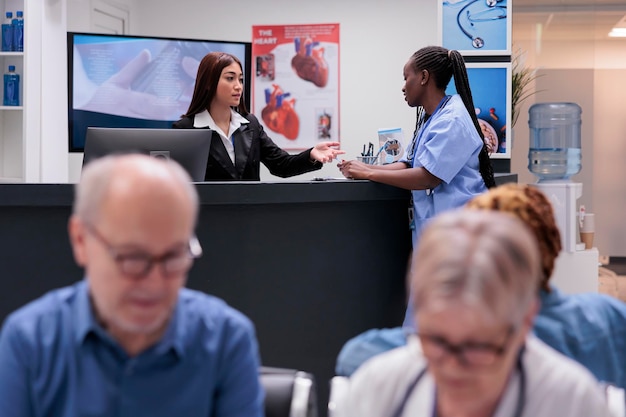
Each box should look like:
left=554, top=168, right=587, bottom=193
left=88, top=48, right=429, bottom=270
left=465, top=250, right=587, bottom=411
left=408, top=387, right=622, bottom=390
left=252, top=23, right=340, bottom=150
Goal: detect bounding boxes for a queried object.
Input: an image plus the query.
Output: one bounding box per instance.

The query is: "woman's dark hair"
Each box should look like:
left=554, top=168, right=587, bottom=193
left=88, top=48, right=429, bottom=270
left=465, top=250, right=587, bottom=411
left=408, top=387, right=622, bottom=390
left=183, top=52, right=248, bottom=117
left=409, top=46, right=496, bottom=188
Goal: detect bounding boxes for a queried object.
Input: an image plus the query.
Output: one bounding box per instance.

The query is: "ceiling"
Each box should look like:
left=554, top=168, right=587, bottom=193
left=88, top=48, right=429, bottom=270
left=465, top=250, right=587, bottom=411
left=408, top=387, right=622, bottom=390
left=512, top=0, right=626, bottom=41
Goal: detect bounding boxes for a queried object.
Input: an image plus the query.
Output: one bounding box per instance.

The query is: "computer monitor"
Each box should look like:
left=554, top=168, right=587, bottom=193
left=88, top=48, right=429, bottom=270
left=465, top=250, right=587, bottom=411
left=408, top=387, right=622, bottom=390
left=83, top=127, right=212, bottom=182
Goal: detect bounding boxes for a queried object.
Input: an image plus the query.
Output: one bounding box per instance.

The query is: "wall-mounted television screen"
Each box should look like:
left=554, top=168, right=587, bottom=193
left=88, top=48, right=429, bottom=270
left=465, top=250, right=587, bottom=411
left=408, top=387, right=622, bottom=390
left=67, top=32, right=252, bottom=152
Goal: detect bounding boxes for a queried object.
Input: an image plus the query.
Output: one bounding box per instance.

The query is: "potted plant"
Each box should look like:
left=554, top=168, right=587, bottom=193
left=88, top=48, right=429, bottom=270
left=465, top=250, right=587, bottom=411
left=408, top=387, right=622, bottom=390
left=511, top=48, right=542, bottom=128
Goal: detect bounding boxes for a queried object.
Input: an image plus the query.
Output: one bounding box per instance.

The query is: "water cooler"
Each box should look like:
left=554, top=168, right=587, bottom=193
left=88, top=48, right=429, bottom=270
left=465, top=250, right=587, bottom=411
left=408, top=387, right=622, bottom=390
left=528, top=103, right=598, bottom=294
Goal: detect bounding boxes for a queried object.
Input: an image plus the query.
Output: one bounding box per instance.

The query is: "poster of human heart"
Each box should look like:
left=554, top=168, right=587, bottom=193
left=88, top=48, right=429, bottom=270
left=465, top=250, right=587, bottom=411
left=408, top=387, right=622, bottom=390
left=252, top=23, right=340, bottom=150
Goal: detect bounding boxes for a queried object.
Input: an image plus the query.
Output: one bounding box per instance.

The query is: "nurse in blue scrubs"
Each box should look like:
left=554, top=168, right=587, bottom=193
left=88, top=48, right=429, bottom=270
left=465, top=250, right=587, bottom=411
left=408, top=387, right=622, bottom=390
left=336, top=45, right=495, bottom=376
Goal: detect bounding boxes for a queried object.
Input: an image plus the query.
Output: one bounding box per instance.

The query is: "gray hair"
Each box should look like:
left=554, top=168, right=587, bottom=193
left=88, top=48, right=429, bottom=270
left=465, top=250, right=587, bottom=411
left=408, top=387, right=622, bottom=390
left=73, top=154, right=199, bottom=226
left=411, top=209, right=541, bottom=326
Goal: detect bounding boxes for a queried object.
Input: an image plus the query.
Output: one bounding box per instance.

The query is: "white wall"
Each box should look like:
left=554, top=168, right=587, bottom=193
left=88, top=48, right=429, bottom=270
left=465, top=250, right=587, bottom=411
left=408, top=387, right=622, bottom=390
left=64, top=0, right=435, bottom=182
left=510, top=35, right=626, bottom=257
left=55, top=1, right=626, bottom=255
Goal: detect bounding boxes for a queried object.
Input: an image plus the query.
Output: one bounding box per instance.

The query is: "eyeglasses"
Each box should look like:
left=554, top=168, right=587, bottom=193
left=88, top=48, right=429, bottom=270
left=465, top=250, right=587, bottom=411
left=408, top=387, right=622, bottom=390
left=85, top=223, right=203, bottom=279
left=417, top=326, right=515, bottom=368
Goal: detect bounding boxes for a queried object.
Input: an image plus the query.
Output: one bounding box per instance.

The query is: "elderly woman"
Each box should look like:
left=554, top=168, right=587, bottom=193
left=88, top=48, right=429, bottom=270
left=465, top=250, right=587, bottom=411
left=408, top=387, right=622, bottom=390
left=336, top=210, right=612, bottom=417
left=466, top=183, right=626, bottom=389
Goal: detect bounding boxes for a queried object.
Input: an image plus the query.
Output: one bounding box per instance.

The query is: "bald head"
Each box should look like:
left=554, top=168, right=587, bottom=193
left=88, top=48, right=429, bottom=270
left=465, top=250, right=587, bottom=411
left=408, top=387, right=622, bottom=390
left=74, top=154, right=199, bottom=227
left=69, top=155, right=201, bottom=347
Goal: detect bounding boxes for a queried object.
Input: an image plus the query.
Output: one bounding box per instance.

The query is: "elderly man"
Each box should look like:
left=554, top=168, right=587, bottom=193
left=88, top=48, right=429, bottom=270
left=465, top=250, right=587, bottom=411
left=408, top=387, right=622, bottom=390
left=0, top=155, right=264, bottom=416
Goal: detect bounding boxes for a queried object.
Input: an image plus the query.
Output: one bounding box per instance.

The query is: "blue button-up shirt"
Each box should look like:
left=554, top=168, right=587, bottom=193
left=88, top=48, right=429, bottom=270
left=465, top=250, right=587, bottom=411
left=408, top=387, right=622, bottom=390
left=535, top=286, right=626, bottom=388
left=0, top=280, right=264, bottom=417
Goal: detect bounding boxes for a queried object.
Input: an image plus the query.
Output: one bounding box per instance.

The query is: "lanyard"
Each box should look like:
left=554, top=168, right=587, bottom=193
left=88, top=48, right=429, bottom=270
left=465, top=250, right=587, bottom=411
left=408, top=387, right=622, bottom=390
left=390, top=351, right=526, bottom=417
left=406, top=95, right=452, bottom=167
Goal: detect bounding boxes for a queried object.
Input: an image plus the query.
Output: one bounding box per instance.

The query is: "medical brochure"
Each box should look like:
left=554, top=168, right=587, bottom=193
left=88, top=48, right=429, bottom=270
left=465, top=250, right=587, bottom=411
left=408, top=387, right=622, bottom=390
left=377, top=128, right=405, bottom=165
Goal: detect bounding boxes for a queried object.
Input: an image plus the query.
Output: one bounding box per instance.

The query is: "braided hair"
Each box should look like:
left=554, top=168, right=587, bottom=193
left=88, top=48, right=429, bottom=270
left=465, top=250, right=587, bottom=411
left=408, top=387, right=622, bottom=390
left=409, top=46, right=496, bottom=188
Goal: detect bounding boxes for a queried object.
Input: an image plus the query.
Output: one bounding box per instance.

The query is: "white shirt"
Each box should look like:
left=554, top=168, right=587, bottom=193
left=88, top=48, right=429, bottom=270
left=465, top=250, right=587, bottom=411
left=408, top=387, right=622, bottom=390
left=336, top=335, right=615, bottom=417
left=193, top=109, right=249, bottom=164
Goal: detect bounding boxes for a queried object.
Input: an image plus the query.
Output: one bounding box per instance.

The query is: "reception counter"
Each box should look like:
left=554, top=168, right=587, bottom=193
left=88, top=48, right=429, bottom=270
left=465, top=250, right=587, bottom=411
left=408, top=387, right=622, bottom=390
left=0, top=174, right=516, bottom=413
left=0, top=180, right=412, bottom=414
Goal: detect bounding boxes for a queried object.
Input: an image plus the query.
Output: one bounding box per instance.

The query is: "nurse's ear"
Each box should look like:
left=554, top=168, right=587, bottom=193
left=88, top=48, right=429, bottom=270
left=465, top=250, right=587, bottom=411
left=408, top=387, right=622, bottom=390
left=420, top=70, right=430, bottom=86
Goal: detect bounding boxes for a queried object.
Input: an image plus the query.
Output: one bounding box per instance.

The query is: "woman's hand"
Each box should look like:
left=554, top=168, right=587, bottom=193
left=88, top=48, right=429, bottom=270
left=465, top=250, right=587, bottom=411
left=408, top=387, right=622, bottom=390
left=310, top=141, right=345, bottom=163
left=337, top=159, right=372, bottom=180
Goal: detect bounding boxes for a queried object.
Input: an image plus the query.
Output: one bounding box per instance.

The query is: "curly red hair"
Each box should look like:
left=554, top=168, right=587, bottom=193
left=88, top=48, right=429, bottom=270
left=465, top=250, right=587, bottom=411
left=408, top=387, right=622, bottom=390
left=466, top=183, right=562, bottom=292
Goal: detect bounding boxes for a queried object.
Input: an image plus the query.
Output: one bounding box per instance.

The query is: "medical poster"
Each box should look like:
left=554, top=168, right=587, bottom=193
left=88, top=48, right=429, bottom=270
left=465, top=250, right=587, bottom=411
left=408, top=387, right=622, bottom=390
left=252, top=23, right=340, bottom=150
left=438, top=0, right=511, bottom=56
left=445, top=62, right=511, bottom=158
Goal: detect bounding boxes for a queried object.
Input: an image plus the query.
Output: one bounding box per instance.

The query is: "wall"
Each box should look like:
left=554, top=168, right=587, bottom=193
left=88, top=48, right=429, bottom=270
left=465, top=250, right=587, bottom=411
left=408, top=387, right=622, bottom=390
left=65, top=0, right=435, bottom=182
left=594, top=68, right=626, bottom=255
left=511, top=35, right=626, bottom=256
left=59, top=1, right=626, bottom=255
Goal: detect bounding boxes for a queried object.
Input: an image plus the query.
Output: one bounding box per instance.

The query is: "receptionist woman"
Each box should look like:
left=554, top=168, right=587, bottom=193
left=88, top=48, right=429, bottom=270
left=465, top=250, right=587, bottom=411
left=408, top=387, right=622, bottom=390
left=173, top=52, right=343, bottom=181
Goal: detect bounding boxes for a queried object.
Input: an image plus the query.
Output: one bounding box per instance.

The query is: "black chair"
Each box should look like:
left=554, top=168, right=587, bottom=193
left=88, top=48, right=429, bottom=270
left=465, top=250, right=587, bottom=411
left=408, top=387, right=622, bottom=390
left=260, top=367, right=318, bottom=417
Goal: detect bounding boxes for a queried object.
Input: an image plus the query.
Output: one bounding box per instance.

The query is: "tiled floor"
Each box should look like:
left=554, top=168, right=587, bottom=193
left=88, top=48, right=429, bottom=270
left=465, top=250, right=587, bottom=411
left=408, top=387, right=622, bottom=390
left=605, top=257, right=626, bottom=276
left=599, top=259, right=626, bottom=302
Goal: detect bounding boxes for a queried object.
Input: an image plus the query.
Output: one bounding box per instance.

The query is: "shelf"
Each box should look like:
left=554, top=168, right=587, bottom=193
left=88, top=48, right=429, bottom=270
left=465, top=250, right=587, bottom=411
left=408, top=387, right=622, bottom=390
left=0, top=176, right=23, bottom=183
left=0, top=0, right=26, bottom=183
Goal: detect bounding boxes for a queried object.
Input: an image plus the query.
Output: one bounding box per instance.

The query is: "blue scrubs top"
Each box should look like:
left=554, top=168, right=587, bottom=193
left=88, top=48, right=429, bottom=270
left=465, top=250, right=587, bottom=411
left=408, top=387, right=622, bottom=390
left=402, top=94, right=487, bottom=328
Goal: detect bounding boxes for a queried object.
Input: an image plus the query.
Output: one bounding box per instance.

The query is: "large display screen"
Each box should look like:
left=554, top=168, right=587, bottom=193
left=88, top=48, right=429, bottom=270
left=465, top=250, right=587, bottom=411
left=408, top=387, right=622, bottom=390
left=67, top=32, right=251, bottom=152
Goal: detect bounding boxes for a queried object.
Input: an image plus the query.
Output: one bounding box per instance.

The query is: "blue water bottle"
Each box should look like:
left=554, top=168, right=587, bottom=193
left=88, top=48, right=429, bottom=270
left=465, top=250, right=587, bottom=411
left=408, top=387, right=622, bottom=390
left=1, top=12, right=12, bottom=51
left=528, top=102, right=582, bottom=182
left=12, top=11, right=23, bottom=52
left=3, top=65, right=20, bottom=106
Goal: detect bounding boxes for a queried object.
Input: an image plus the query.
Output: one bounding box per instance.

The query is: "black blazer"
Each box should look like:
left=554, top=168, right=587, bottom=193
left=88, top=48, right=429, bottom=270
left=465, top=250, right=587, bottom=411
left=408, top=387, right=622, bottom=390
left=172, top=113, right=322, bottom=181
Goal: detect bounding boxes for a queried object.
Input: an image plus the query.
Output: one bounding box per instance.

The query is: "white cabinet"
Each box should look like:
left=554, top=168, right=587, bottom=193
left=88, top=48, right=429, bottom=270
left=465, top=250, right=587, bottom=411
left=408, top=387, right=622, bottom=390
left=0, top=0, right=25, bottom=182
left=0, top=0, right=49, bottom=183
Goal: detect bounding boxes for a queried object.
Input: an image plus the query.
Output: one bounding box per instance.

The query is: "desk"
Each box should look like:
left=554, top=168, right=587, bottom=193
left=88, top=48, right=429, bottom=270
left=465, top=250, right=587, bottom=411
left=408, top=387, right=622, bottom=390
left=0, top=174, right=516, bottom=415
left=0, top=180, right=412, bottom=416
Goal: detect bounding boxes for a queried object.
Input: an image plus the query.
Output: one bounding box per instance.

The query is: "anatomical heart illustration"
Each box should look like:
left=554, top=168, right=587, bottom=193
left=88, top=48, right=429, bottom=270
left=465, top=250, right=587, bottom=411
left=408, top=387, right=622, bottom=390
left=261, top=84, right=300, bottom=140
left=291, top=37, right=329, bottom=88
left=252, top=23, right=339, bottom=148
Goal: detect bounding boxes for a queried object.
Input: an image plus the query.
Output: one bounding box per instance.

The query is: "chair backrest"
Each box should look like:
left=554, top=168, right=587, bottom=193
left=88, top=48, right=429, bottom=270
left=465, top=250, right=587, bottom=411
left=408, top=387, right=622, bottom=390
left=260, top=366, right=318, bottom=417
left=328, top=376, right=350, bottom=417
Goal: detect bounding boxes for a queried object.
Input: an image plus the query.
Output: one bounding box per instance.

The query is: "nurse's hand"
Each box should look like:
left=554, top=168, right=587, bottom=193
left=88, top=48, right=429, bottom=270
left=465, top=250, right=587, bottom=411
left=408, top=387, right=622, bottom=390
left=338, top=159, right=372, bottom=180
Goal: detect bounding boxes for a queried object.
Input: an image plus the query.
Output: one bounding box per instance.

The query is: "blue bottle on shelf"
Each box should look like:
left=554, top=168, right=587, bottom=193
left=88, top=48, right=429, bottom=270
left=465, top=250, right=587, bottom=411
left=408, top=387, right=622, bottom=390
left=528, top=102, right=582, bottom=182
left=12, top=11, right=23, bottom=52
left=1, top=12, right=13, bottom=52
left=3, top=65, right=20, bottom=106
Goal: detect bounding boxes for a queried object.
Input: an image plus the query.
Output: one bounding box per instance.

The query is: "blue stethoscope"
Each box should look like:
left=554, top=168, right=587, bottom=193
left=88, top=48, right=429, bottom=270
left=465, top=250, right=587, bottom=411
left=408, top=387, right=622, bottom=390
left=390, top=350, right=526, bottom=417
left=448, top=0, right=507, bottom=49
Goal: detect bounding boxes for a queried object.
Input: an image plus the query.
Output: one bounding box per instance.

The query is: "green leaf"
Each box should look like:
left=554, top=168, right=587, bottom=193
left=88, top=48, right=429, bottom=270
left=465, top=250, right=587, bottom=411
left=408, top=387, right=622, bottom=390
left=511, top=48, right=545, bottom=128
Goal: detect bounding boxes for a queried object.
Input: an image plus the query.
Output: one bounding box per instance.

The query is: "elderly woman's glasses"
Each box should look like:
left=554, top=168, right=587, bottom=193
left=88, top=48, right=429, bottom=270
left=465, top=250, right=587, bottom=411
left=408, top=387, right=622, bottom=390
left=417, top=327, right=515, bottom=367
left=85, top=224, right=203, bottom=279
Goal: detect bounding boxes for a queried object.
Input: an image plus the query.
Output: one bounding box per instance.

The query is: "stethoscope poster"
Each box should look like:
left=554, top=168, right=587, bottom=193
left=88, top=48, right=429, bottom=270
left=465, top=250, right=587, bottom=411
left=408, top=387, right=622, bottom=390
left=251, top=23, right=340, bottom=151
left=446, top=62, right=511, bottom=158
left=438, top=0, right=511, bottom=56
